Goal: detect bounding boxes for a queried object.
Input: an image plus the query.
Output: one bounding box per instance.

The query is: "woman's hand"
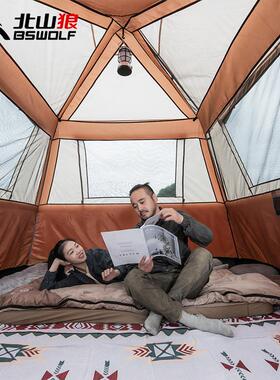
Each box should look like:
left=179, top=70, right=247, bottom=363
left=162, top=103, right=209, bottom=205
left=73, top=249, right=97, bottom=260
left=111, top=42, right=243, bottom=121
left=49, top=258, right=71, bottom=272
left=138, top=256, right=153, bottom=273
left=101, top=268, right=120, bottom=282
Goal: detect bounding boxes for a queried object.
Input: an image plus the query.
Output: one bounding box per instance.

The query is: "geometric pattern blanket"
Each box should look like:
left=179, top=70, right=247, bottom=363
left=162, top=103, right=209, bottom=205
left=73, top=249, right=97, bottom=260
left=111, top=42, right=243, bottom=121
left=0, top=311, right=280, bottom=379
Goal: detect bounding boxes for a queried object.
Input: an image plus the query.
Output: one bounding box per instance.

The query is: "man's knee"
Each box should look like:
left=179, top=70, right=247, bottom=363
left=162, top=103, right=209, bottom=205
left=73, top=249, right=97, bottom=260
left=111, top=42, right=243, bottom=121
left=189, top=247, right=213, bottom=268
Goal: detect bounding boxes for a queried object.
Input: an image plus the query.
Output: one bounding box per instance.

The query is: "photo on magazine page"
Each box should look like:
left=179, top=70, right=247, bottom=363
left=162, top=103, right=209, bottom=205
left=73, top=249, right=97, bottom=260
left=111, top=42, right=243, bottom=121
left=142, top=225, right=181, bottom=265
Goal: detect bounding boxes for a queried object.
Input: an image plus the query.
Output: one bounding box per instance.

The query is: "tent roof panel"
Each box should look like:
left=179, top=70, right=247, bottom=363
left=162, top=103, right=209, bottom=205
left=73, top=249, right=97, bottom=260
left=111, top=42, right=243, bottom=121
left=1, top=0, right=105, bottom=114
left=71, top=54, right=186, bottom=121
left=142, top=0, right=257, bottom=107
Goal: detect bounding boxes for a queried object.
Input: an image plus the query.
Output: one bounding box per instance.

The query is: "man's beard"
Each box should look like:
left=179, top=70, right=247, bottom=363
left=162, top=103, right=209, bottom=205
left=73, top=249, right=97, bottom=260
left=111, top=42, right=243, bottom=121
left=141, top=205, right=157, bottom=220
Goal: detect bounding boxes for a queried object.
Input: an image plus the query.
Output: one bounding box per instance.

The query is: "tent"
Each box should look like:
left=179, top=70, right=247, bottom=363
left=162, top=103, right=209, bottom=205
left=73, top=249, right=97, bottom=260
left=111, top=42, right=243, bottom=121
left=0, top=0, right=280, bottom=272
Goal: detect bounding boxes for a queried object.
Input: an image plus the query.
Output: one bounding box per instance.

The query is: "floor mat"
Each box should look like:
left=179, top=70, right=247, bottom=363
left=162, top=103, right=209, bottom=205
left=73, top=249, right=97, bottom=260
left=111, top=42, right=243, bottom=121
left=0, top=312, right=280, bottom=379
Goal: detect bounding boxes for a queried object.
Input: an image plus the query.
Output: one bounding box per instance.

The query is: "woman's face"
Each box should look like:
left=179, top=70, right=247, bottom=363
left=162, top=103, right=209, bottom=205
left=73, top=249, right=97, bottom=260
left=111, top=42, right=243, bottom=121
left=62, top=241, right=86, bottom=265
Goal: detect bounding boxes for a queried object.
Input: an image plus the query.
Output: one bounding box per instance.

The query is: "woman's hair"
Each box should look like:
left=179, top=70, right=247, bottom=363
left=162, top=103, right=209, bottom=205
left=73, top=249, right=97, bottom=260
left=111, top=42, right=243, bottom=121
left=47, top=239, right=73, bottom=281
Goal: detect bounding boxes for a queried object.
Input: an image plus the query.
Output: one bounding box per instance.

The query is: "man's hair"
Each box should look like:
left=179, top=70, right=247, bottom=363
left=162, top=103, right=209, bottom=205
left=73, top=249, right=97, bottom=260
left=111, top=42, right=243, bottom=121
left=129, top=183, right=155, bottom=197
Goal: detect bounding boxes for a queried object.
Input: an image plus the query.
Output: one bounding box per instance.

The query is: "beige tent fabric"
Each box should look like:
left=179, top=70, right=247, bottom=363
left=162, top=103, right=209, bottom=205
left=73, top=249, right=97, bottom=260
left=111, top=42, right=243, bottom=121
left=37, top=0, right=111, bottom=27
left=61, top=35, right=122, bottom=120
left=127, top=0, right=198, bottom=31
left=121, top=30, right=195, bottom=118
left=58, top=21, right=121, bottom=118
left=56, top=119, right=204, bottom=140
left=40, top=140, right=60, bottom=205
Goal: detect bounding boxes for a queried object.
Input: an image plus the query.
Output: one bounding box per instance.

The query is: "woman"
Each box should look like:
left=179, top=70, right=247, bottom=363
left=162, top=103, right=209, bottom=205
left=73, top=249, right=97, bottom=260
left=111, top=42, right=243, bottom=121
left=40, top=239, right=130, bottom=290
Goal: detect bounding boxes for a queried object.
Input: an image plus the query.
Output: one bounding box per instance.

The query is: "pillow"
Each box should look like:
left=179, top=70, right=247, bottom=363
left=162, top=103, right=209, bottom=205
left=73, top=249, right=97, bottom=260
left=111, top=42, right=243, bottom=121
left=230, top=263, right=279, bottom=276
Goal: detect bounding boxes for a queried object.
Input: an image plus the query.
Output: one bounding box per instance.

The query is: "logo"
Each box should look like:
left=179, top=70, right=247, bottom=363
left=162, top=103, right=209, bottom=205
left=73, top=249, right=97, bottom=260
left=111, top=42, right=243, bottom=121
left=0, top=24, right=10, bottom=40
left=0, top=13, right=78, bottom=41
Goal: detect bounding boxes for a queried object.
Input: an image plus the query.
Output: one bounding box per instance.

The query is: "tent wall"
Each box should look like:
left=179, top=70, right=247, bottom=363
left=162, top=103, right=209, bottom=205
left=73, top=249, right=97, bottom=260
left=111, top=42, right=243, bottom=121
left=226, top=193, right=280, bottom=268
left=0, top=200, right=37, bottom=270
left=28, top=203, right=236, bottom=265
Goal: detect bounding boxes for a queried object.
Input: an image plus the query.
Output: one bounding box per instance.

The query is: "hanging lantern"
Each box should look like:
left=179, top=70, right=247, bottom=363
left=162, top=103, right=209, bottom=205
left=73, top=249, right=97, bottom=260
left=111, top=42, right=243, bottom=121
left=117, top=46, right=132, bottom=76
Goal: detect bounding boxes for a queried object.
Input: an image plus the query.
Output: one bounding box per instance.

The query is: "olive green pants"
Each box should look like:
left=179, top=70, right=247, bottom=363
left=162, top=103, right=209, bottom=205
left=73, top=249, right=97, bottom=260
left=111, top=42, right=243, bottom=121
left=124, top=247, right=213, bottom=322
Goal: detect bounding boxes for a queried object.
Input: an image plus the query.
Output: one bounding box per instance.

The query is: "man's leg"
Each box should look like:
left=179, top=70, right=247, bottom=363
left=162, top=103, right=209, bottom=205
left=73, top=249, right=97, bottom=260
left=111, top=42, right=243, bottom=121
left=168, top=247, right=213, bottom=301
left=146, top=247, right=213, bottom=335
left=124, top=268, right=182, bottom=325
left=124, top=261, right=233, bottom=337
left=168, top=247, right=233, bottom=337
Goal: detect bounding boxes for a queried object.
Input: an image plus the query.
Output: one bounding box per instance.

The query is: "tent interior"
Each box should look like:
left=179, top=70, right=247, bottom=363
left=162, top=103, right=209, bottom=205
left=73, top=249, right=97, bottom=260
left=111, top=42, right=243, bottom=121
left=1, top=1, right=280, bottom=379
left=1, top=0, right=279, bottom=272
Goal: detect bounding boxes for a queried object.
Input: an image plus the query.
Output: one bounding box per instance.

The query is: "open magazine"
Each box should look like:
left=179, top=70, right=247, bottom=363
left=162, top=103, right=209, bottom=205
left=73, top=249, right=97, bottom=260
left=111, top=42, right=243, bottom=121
left=101, top=214, right=181, bottom=266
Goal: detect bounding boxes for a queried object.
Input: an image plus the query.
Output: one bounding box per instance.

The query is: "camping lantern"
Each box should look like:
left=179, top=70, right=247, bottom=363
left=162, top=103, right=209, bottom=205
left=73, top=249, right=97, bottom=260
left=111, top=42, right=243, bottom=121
left=117, top=46, right=132, bottom=76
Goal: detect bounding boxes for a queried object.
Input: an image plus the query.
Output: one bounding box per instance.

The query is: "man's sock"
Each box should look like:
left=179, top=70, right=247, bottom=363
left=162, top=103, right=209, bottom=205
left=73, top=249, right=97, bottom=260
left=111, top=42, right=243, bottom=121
left=179, top=311, right=234, bottom=337
left=144, top=312, right=163, bottom=335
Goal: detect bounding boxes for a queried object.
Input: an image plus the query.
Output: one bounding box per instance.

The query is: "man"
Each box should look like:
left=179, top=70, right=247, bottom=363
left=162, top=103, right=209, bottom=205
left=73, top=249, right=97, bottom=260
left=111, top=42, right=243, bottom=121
left=125, top=183, right=233, bottom=337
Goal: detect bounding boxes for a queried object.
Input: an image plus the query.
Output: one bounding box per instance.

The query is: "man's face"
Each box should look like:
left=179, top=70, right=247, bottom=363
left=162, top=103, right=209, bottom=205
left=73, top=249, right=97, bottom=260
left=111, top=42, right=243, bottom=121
left=130, top=188, right=159, bottom=220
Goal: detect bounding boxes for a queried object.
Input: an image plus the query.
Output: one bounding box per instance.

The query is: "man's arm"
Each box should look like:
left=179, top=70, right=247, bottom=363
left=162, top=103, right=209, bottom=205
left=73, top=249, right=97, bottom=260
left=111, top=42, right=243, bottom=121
left=179, top=211, right=213, bottom=246
left=159, top=208, right=213, bottom=246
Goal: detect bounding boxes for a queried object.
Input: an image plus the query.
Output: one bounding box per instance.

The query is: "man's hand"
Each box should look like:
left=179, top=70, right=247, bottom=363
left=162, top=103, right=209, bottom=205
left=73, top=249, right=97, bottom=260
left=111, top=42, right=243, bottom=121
left=138, top=256, right=154, bottom=273
left=159, top=208, right=184, bottom=224
left=101, top=268, right=120, bottom=282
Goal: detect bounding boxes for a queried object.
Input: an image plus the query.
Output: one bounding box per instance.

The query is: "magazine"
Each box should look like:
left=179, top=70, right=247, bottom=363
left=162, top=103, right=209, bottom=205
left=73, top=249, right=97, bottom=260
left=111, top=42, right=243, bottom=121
left=101, top=216, right=181, bottom=266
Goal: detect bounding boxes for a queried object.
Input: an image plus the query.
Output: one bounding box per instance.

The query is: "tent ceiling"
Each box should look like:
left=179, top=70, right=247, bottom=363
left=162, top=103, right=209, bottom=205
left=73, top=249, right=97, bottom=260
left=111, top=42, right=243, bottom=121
left=0, top=0, right=279, bottom=132
left=71, top=0, right=162, bottom=17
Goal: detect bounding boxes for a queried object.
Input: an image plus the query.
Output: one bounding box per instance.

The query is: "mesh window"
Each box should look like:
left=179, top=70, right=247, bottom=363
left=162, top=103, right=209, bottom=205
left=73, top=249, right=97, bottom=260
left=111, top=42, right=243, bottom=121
left=84, top=140, right=177, bottom=198
left=0, top=92, right=35, bottom=190
left=0, top=92, right=49, bottom=203
left=224, top=56, right=280, bottom=186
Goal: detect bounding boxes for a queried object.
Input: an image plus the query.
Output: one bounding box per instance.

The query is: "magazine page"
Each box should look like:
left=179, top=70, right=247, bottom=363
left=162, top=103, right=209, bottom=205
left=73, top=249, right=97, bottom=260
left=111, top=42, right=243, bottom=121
left=101, top=229, right=149, bottom=266
left=142, top=225, right=181, bottom=265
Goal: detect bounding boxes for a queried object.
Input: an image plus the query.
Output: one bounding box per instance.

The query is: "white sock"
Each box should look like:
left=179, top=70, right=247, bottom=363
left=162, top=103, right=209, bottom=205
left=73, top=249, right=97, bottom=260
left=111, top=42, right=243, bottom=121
left=144, top=312, right=163, bottom=336
left=179, top=311, right=234, bottom=337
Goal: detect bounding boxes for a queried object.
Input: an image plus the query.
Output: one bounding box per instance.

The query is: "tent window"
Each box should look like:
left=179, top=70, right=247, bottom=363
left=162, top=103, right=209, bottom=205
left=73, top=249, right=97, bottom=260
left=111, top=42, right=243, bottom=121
left=0, top=92, right=49, bottom=204
left=0, top=92, right=35, bottom=191
left=83, top=140, right=178, bottom=199
left=224, top=55, right=280, bottom=187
